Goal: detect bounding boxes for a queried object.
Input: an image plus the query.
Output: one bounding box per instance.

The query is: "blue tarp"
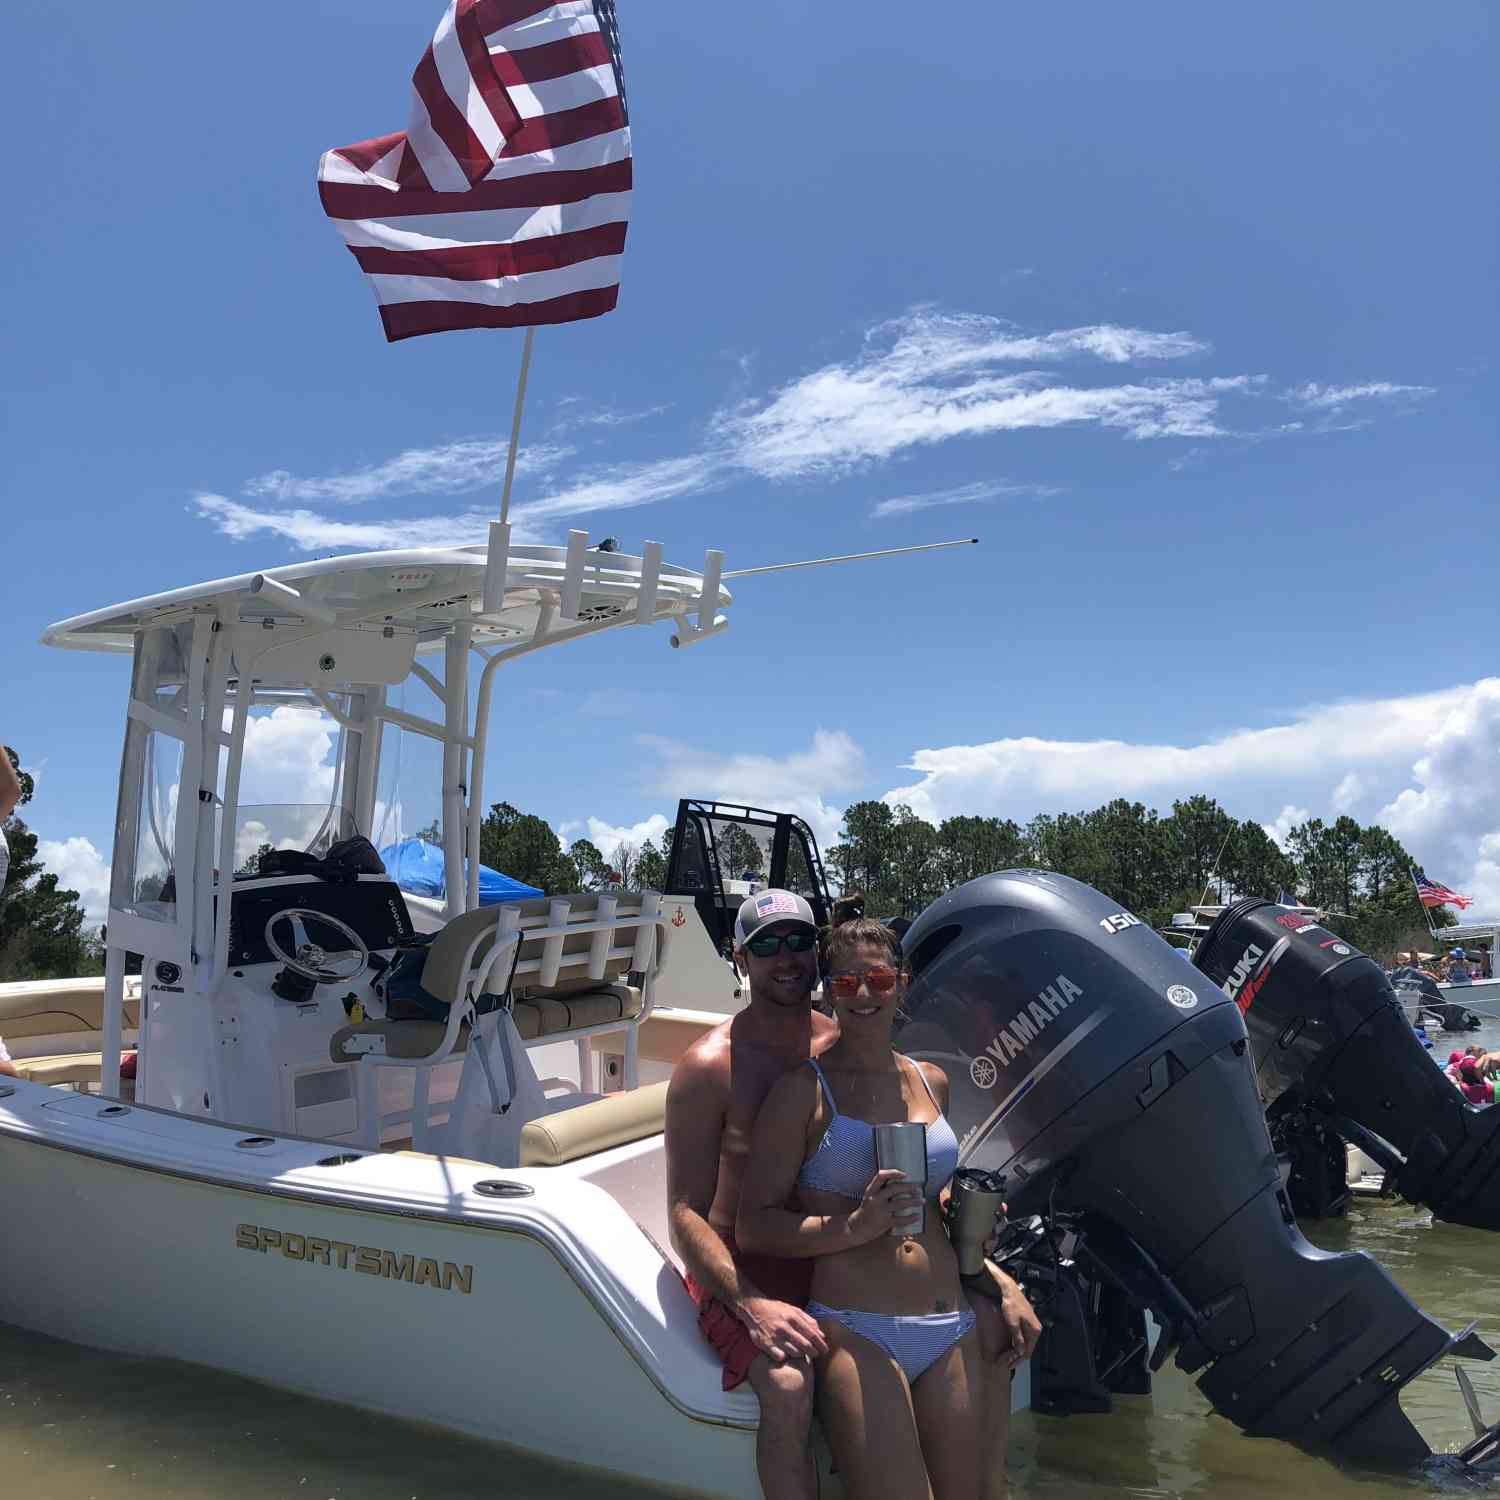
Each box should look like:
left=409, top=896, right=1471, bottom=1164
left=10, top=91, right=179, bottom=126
left=378, top=838, right=543, bottom=905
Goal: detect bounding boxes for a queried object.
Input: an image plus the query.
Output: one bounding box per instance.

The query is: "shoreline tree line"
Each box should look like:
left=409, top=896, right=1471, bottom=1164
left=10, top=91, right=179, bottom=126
left=0, top=745, right=1454, bottom=980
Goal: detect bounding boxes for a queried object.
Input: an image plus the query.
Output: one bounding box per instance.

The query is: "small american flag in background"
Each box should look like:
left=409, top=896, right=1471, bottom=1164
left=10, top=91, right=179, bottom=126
left=1412, top=866, right=1474, bottom=911
left=318, top=0, right=631, bottom=342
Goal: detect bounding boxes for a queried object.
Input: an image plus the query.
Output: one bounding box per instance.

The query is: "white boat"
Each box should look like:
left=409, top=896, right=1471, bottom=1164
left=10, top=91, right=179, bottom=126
left=0, top=539, right=877, bottom=1497
left=2, top=537, right=1019, bottom=1494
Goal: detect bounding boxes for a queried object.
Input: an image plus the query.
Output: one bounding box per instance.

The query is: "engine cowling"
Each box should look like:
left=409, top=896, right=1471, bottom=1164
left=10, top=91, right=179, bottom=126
left=897, top=871, right=1468, bottom=1469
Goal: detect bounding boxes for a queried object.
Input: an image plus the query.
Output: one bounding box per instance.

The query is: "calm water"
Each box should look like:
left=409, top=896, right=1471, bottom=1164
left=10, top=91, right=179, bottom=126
left=5, top=1022, right=1500, bottom=1500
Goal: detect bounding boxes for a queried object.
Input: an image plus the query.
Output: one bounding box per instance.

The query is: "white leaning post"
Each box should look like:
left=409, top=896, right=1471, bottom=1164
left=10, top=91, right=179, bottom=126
left=557, top=530, right=589, bottom=624
left=635, top=541, right=662, bottom=624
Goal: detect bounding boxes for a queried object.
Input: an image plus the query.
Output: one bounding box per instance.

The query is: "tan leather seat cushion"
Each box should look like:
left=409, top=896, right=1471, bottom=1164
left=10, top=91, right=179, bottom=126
left=519, top=1081, right=670, bottom=1167
left=512, top=985, right=641, bottom=1040
left=0, top=979, right=141, bottom=1040
left=14, top=1053, right=108, bottom=1085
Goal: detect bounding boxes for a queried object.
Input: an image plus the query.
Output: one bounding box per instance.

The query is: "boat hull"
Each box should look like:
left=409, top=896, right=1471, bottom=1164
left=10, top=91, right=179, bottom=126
left=0, top=1082, right=761, bottom=1499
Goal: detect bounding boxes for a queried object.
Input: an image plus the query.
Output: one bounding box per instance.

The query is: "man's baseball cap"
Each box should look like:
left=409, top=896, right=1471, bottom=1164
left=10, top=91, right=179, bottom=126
left=734, top=889, right=818, bottom=948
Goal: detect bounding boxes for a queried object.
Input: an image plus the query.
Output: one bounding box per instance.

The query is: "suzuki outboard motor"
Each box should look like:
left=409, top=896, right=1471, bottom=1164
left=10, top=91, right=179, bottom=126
left=897, top=871, right=1488, bottom=1469
left=1193, top=899, right=1500, bottom=1230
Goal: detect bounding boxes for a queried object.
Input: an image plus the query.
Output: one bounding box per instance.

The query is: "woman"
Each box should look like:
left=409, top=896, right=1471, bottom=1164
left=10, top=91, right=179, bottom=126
left=737, top=917, right=981, bottom=1500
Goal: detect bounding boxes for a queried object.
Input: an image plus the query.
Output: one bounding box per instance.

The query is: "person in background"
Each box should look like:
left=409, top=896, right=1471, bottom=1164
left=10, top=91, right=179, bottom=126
left=1456, top=1058, right=1497, bottom=1105
left=1445, top=948, right=1472, bottom=984
left=0, top=743, right=21, bottom=898
left=0, top=745, right=23, bottom=1076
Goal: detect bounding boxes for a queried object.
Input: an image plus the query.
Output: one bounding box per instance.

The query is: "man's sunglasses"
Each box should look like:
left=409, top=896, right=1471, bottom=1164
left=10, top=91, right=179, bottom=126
left=826, top=965, right=903, bottom=1001
left=744, top=930, right=818, bottom=957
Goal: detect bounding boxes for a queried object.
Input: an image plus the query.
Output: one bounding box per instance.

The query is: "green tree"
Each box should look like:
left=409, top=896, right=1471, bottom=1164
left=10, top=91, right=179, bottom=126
left=718, top=822, right=767, bottom=882
left=835, top=801, right=898, bottom=902
left=888, top=806, right=943, bottom=916
left=935, top=815, right=1027, bottom=889
left=478, top=802, right=578, bottom=894
left=1161, top=795, right=1236, bottom=901
left=634, top=835, right=669, bottom=892
left=1, top=746, right=97, bottom=979
left=569, top=838, right=611, bottom=890
left=1222, top=820, right=1298, bottom=907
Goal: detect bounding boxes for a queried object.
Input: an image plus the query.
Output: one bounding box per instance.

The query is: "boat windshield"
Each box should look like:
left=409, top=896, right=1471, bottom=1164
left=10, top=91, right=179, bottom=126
left=231, top=803, right=356, bottom=876
left=222, top=699, right=358, bottom=876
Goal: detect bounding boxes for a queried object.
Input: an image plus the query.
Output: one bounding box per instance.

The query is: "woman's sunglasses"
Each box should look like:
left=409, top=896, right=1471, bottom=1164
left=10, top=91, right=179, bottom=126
left=745, top=930, right=819, bottom=957
left=825, top=965, right=903, bottom=1001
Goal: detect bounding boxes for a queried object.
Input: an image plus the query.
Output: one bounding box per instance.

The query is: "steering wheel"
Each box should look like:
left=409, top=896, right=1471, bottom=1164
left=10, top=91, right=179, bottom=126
left=264, top=908, right=369, bottom=986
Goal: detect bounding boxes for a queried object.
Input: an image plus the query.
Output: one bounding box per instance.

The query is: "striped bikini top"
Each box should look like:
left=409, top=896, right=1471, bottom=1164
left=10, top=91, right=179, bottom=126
left=797, top=1056, right=961, bottom=1199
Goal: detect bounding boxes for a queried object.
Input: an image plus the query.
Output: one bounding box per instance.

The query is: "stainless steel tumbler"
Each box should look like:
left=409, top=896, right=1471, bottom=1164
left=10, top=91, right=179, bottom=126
left=873, top=1121, right=928, bottom=1235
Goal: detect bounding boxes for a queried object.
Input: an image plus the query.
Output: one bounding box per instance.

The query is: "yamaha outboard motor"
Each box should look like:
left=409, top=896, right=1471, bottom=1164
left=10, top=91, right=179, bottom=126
left=898, top=871, right=1492, bottom=1469
left=1193, top=899, right=1500, bottom=1230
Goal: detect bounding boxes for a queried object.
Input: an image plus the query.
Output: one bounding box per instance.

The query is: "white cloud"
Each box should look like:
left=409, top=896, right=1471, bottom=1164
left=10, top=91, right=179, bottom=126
left=638, top=728, right=866, bottom=849
left=881, top=679, right=1500, bottom=919
left=1287, top=381, right=1435, bottom=410
left=510, top=452, right=725, bottom=526
left=197, top=308, right=1432, bottom=553
left=35, top=836, right=111, bottom=925
left=1330, top=771, right=1367, bottom=812
left=246, top=439, right=572, bottom=506
left=870, top=479, right=1059, bottom=520
left=715, top=311, right=1248, bottom=480
left=1263, top=805, right=1312, bottom=851
left=1377, top=680, right=1500, bottom=912
left=196, top=448, right=726, bottom=550
left=885, top=686, right=1469, bottom=822
left=561, top=814, right=672, bottom=857
left=553, top=398, right=671, bottom=428
left=194, top=494, right=497, bottom=551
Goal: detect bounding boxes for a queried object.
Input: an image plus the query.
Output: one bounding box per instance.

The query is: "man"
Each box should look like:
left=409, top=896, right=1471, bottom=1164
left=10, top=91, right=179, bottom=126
left=667, top=889, right=835, bottom=1498
left=666, top=889, right=1039, bottom=1499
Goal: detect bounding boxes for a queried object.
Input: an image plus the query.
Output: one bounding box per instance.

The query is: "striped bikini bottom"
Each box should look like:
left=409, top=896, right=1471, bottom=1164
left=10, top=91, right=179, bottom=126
left=808, top=1301, right=977, bottom=1383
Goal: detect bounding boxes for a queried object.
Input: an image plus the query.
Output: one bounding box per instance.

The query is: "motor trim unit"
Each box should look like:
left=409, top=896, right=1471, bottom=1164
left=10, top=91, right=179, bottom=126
left=897, top=871, right=1490, bottom=1470
left=1194, top=899, right=1500, bottom=1231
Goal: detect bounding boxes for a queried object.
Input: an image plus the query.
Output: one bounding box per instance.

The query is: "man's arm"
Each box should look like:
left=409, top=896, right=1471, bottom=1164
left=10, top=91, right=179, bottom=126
left=981, top=1261, right=1042, bottom=1364
left=0, top=748, right=20, bottom=822
left=664, top=1049, right=827, bottom=1364
left=665, top=1053, right=745, bottom=1307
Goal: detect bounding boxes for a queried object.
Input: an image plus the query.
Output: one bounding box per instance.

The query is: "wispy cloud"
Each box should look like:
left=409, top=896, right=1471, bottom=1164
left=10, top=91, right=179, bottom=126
left=714, top=313, right=1242, bottom=480
left=196, top=308, right=1434, bottom=552
left=870, top=479, right=1060, bottom=520
left=194, top=494, right=496, bottom=551
left=553, top=397, right=672, bottom=428
left=196, top=449, right=725, bottom=548
left=1286, top=381, right=1435, bottom=410
left=511, top=452, right=725, bottom=526
left=245, top=439, right=573, bottom=506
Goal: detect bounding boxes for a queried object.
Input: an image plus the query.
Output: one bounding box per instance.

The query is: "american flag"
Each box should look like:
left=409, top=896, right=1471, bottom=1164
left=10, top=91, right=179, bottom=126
left=318, top=0, right=630, bottom=342
left=1412, top=866, right=1474, bottom=911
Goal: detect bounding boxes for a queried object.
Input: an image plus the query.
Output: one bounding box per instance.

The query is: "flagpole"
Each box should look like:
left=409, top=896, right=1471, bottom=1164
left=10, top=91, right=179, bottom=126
left=1410, top=867, right=1439, bottom=943
left=499, top=326, right=535, bottom=527
left=482, top=327, right=536, bottom=616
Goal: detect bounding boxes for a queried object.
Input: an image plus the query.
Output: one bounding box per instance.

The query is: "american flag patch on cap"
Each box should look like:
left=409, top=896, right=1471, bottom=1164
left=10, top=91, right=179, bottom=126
left=756, top=892, right=800, bottom=916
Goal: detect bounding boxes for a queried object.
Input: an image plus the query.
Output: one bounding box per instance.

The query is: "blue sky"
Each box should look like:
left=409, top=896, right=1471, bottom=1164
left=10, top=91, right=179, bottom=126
left=5, top=1, right=1497, bottom=921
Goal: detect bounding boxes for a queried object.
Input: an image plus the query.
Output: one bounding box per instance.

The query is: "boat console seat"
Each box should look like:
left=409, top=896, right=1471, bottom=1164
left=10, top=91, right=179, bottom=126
left=328, top=982, right=644, bottom=1063
left=330, top=892, right=665, bottom=1152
